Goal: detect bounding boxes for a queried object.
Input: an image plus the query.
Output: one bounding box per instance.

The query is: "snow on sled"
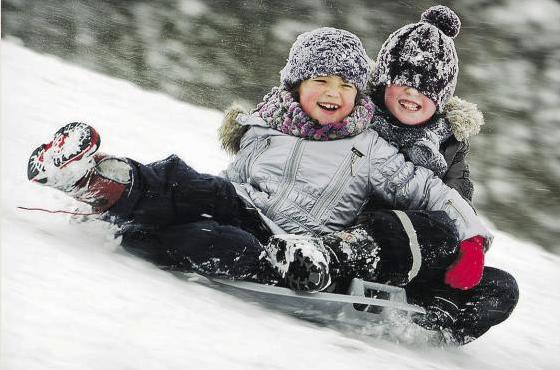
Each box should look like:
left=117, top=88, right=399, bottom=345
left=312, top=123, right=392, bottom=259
left=210, top=277, right=426, bottom=326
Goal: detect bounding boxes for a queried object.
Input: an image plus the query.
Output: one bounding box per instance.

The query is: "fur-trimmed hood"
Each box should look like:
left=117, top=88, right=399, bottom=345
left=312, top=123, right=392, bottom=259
left=218, top=96, right=484, bottom=155
left=443, top=96, right=484, bottom=141
left=218, top=103, right=251, bottom=156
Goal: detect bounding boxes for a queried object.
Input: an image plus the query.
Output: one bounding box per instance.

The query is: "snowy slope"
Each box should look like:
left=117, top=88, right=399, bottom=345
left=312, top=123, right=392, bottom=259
left=1, top=41, right=559, bottom=370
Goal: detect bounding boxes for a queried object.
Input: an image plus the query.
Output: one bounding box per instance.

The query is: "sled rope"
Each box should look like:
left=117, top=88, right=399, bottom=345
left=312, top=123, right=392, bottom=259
left=17, top=206, right=98, bottom=216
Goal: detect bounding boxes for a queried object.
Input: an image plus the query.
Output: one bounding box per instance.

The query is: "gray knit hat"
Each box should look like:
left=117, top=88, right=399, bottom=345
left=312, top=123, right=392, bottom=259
left=280, top=27, right=371, bottom=91
left=371, top=5, right=461, bottom=111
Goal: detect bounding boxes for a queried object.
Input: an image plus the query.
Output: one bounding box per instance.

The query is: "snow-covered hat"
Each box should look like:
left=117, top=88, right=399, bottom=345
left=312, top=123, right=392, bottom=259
left=371, top=5, right=461, bottom=111
left=280, top=27, right=371, bottom=91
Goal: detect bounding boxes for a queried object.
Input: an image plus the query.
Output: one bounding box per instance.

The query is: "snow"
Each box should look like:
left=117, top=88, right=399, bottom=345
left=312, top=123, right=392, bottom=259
left=1, top=41, right=559, bottom=370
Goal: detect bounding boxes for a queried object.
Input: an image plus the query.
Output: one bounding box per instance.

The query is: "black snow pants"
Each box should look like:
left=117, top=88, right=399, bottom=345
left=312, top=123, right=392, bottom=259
left=406, top=266, right=518, bottom=345
left=103, top=155, right=275, bottom=281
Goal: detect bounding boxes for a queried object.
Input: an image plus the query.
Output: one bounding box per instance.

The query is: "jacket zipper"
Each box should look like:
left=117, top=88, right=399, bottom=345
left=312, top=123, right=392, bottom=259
left=311, top=147, right=363, bottom=221
left=350, top=147, right=364, bottom=176
left=265, top=139, right=304, bottom=217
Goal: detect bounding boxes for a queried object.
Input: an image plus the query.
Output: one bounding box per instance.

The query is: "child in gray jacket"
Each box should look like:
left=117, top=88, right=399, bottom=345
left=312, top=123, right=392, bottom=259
left=28, top=25, right=487, bottom=289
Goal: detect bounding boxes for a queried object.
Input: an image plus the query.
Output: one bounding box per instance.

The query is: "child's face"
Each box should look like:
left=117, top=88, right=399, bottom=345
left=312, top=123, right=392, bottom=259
left=384, top=85, right=436, bottom=126
left=298, top=76, right=357, bottom=125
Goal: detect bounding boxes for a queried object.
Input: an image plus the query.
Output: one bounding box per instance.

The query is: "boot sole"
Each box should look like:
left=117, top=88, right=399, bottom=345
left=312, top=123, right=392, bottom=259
left=28, top=122, right=100, bottom=183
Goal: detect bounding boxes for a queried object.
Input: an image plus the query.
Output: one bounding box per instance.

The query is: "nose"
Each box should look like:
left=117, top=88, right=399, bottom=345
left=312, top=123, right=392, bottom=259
left=324, top=83, right=340, bottom=97
left=325, top=88, right=338, bottom=97
left=404, top=86, right=420, bottom=96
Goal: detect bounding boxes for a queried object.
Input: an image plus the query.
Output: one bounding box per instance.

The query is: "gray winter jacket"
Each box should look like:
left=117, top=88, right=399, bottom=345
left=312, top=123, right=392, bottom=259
left=221, top=112, right=492, bottom=243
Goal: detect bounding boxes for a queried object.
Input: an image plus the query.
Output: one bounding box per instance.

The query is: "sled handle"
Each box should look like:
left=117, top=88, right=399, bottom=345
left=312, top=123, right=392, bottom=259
left=348, top=278, right=408, bottom=306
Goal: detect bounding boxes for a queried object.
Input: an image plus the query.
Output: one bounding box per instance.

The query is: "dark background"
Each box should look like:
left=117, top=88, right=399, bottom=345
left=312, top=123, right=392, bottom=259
left=3, top=0, right=560, bottom=253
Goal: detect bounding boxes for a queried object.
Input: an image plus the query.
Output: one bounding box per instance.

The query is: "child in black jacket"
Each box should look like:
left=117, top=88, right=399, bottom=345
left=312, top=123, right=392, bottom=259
left=351, top=5, right=518, bottom=344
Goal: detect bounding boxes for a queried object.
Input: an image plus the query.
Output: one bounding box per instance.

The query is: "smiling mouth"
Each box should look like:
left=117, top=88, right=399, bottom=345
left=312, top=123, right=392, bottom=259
left=317, top=102, right=340, bottom=111
left=398, top=99, right=421, bottom=111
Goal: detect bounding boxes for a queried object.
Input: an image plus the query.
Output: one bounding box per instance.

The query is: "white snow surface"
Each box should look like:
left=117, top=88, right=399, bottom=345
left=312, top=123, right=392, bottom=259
left=1, top=41, right=559, bottom=370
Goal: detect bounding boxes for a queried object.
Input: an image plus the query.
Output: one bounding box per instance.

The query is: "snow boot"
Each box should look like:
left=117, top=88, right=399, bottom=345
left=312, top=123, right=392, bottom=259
left=28, top=122, right=131, bottom=212
left=264, top=234, right=332, bottom=293
left=408, top=296, right=465, bottom=345
left=413, top=303, right=457, bottom=331
left=28, top=122, right=100, bottom=189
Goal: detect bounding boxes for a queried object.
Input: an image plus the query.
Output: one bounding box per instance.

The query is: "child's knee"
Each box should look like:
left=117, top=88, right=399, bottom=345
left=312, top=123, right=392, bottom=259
left=482, top=267, right=519, bottom=319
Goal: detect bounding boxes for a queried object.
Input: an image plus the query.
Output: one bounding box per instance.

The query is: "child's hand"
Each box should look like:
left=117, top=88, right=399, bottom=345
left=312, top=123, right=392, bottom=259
left=444, top=235, right=485, bottom=290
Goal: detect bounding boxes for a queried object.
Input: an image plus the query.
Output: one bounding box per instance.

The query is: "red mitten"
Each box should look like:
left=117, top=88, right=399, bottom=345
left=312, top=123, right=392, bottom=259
left=445, top=236, right=485, bottom=290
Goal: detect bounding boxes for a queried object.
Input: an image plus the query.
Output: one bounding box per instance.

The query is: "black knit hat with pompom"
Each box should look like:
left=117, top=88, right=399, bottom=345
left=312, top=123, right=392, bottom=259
left=371, top=5, right=461, bottom=111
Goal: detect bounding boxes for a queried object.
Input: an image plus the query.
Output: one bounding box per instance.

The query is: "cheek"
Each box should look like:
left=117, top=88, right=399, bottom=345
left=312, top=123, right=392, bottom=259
left=341, top=92, right=358, bottom=116
left=384, top=86, right=400, bottom=103
left=340, top=101, right=355, bottom=118
left=384, top=93, right=399, bottom=116
left=423, top=98, right=437, bottom=117
left=299, top=91, right=318, bottom=115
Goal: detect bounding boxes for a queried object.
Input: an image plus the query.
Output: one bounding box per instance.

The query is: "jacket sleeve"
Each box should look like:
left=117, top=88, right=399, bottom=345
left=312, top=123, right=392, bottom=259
left=367, top=134, right=492, bottom=244
left=442, top=138, right=474, bottom=202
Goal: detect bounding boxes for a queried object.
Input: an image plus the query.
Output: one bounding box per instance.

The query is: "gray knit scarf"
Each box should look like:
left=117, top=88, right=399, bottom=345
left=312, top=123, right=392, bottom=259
left=372, top=107, right=453, bottom=177
left=254, top=86, right=375, bottom=140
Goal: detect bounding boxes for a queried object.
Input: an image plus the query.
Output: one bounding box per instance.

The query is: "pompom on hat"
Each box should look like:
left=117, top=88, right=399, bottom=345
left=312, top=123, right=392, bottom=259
left=280, top=27, right=372, bottom=92
left=371, top=5, right=462, bottom=111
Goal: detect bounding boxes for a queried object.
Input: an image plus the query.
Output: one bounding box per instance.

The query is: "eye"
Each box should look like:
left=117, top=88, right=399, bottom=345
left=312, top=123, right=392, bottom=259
left=313, top=78, right=327, bottom=84
left=341, top=83, right=356, bottom=90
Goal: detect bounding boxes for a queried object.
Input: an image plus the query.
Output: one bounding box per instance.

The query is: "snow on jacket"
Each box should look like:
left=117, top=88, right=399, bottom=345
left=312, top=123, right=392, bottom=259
left=220, top=110, right=491, bottom=243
